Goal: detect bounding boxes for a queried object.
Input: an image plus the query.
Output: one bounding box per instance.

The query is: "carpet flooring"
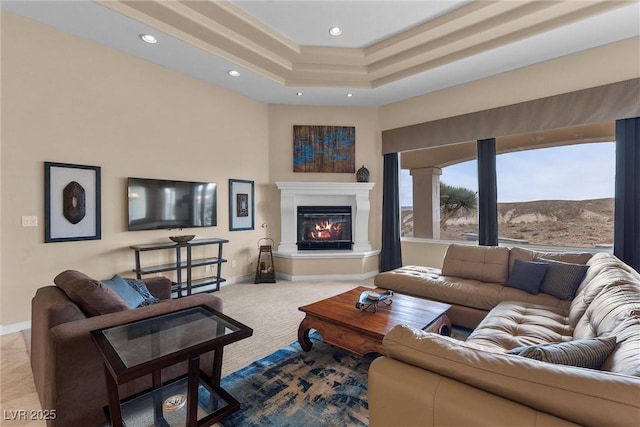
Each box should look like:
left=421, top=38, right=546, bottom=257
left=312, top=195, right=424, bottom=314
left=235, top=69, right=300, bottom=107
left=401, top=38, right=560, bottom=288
left=215, top=279, right=375, bottom=376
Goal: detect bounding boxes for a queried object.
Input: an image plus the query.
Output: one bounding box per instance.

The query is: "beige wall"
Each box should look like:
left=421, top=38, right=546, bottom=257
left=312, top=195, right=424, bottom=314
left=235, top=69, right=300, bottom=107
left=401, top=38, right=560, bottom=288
left=0, top=13, right=273, bottom=327
left=0, top=13, right=384, bottom=328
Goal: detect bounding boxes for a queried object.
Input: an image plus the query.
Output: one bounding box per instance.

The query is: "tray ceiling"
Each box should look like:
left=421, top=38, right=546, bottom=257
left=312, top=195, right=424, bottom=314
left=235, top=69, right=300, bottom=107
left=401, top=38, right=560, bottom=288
left=2, top=0, right=639, bottom=106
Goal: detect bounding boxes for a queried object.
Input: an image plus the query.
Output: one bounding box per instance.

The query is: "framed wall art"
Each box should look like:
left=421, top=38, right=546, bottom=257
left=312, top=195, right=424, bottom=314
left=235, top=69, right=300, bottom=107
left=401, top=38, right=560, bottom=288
left=229, top=179, right=254, bottom=231
left=44, top=161, right=101, bottom=243
left=293, top=125, right=355, bottom=173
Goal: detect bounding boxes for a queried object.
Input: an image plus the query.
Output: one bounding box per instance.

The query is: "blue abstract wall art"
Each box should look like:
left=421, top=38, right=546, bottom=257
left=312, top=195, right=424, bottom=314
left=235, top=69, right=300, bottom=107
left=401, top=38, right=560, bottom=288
left=293, top=125, right=355, bottom=173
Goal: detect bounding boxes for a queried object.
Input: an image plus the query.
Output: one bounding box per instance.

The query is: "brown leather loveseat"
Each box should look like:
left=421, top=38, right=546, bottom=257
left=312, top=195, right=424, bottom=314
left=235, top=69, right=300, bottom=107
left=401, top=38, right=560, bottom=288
left=31, top=270, right=224, bottom=426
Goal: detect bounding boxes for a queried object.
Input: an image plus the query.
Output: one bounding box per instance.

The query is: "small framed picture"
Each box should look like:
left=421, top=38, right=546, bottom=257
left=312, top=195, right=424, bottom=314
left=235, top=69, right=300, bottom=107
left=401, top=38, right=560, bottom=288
left=229, top=179, right=254, bottom=231
left=44, top=162, right=101, bottom=243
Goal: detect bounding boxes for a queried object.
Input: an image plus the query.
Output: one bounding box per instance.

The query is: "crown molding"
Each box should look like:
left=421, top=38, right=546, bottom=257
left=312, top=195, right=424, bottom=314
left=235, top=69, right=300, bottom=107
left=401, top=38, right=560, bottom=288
left=97, top=0, right=633, bottom=89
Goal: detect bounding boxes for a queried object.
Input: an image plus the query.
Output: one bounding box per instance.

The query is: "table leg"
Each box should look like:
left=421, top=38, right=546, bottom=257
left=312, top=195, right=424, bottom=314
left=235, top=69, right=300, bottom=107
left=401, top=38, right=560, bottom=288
left=297, top=317, right=313, bottom=351
left=152, top=370, right=163, bottom=424
left=104, top=365, right=123, bottom=427
left=211, top=347, right=224, bottom=388
left=187, top=357, right=200, bottom=427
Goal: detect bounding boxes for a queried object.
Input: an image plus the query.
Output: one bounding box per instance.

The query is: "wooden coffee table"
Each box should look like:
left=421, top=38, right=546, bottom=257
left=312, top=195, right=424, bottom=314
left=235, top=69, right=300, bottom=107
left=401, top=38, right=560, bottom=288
left=298, top=286, right=451, bottom=356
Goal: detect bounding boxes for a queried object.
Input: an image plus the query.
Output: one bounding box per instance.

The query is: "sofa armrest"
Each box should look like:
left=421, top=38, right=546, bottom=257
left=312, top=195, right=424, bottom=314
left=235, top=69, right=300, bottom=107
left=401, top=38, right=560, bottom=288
left=382, top=324, right=640, bottom=427
left=369, top=357, right=579, bottom=427
left=41, top=293, right=223, bottom=426
left=142, top=276, right=172, bottom=300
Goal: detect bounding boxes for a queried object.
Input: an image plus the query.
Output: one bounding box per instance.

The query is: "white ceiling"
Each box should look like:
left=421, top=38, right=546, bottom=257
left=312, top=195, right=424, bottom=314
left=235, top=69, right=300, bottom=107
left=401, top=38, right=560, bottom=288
left=2, top=0, right=639, bottom=107
left=230, top=1, right=471, bottom=48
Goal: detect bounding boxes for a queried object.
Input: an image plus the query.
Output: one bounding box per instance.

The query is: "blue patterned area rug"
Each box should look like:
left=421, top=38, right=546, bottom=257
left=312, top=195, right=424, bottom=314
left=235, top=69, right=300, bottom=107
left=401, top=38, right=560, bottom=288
left=219, top=333, right=375, bottom=427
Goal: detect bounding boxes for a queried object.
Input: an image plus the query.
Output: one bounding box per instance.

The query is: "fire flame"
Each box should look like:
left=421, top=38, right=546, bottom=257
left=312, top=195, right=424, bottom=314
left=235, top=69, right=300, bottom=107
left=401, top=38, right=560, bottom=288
left=310, top=221, right=342, bottom=240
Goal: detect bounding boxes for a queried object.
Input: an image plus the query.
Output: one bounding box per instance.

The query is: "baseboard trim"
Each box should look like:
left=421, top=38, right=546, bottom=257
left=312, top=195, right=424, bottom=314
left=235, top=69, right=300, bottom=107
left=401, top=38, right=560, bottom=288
left=1, top=320, right=31, bottom=335
left=275, top=270, right=379, bottom=282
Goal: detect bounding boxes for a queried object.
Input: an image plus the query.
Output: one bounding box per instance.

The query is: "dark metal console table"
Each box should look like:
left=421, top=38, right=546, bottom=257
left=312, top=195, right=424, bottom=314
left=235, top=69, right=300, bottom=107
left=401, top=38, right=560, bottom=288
left=131, top=238, right=228, bottom=297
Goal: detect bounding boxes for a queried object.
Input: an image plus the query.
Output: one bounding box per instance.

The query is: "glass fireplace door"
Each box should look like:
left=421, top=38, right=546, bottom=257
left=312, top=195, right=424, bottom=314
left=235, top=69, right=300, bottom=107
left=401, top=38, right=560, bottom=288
left=297, top=206, right=352, bottom=250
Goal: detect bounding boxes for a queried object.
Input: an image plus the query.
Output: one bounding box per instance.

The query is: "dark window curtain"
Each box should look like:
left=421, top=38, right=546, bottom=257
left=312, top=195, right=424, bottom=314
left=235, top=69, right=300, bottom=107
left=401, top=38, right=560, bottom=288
left=380, top=152, right=402, bottom=272
left=614, top=117, right=640, bottom=272
left=477, top=138, right=498, bottom=246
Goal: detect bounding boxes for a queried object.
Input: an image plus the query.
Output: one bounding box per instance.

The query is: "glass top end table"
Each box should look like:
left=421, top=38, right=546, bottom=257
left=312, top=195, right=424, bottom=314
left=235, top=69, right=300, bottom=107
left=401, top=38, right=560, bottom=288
left=101, top=306, right=241, bottom=368
left=91, top=304, right=253, bottom=427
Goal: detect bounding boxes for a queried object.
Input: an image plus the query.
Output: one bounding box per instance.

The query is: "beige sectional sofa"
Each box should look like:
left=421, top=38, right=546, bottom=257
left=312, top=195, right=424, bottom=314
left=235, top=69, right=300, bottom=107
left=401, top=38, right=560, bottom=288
left=369, top=244, right=640, bottom=426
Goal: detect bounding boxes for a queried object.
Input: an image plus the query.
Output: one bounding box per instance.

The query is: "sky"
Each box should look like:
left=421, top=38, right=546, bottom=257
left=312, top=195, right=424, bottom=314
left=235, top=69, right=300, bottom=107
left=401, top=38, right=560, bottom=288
left=400, top=142, right=615, bottom=206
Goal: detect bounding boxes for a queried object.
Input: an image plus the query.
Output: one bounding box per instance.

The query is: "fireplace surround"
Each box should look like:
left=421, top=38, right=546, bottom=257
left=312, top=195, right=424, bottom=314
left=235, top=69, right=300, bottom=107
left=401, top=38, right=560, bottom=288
left=275, top=182, right=374, bottom=255
left=274, top=182, right=379, bottom=280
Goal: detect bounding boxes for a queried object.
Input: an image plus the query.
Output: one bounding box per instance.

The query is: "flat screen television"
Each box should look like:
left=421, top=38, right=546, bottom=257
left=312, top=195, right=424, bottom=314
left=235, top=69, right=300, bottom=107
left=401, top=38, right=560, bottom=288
left=127, top=177, right=217, bottom=231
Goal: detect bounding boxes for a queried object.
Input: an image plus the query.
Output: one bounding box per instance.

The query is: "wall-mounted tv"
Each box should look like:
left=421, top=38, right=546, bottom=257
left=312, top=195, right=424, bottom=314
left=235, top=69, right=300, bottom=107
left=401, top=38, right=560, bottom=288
left=127, top=177, right=217, bottom=231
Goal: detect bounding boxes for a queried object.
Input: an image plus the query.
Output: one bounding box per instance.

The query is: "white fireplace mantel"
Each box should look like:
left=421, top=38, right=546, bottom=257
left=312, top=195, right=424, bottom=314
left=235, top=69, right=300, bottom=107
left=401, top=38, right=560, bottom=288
left=275, top=182, right=375, bottom=254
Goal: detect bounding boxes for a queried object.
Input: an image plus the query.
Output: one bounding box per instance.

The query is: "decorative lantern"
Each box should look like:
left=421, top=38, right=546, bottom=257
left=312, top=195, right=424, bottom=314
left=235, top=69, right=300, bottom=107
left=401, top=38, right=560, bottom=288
left=255, top=238, right=276, bottom=284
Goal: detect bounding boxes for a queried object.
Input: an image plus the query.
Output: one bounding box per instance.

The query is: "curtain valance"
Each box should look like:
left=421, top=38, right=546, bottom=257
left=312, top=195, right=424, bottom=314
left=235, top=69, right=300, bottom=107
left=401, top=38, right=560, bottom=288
left=382, top=78, right=640, bottom=154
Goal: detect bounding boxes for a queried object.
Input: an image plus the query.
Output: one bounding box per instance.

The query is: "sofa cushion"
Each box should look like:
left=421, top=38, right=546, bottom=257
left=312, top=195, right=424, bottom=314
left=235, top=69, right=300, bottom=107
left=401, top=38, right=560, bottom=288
left=575, top=280, right=640, bottom=338
left=102, top=275, right=146, bottom=309
left=568, top=253, right=635, bottom=328
left=375, top=265, right=570, bottom=313
left=442, top=244, right=510, bottom=284
left=537, top=258, right=589, bottom=301
left=508, top=247, right=592, bottom=274
left=505, top=260, right=548, bottom=294
left=54, top=270, right=129, bottom=316
left=465, top=301, right=572, bottom=353
left=508, top=336, right=617, bottom=370
left=601, top=316, right=640, bottom=377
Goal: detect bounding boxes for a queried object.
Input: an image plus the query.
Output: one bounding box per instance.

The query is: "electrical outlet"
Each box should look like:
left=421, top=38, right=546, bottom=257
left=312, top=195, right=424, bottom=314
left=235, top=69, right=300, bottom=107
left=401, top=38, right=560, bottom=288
left=21, top=216, right=38, bottom=227
left=231, top=259, right=237, bottom=269
left=204, top=265, right=212, bottom=272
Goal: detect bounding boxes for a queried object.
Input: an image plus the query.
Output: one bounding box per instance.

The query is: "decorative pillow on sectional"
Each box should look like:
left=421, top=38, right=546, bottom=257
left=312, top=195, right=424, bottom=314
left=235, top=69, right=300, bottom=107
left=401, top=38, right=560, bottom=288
left=123, top=277, right=160, bottom=306
left=102, top=275, right=146, bottom=309
left=508, top=336, right=617, bottom=370
left=508, top=246, right=593, bottom=273
left=54, top=270, right=129, bottom=316
left=505, top=259, right=548, bottom=294
left=536, top=258, right=589, bottom=300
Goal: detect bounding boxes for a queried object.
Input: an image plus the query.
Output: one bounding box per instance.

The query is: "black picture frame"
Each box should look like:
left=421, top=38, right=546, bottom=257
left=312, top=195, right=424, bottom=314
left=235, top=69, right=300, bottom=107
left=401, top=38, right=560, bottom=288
left=44, top=161, right=101, bottom=243
left=229, top=179, right=254, bottom=231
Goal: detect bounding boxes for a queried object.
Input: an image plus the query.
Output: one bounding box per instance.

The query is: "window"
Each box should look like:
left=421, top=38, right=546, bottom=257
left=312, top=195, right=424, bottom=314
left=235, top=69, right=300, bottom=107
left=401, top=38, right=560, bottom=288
left=496, top=142, right=615, bottom=248
left=401, top=140, right=615, bottom=249
left=400, top=169, right=413, bottom=237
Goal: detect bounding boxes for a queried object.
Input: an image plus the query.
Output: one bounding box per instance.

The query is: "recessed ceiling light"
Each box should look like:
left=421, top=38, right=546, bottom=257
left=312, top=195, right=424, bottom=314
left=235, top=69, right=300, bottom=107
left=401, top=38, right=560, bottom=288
left=296, top=92, right=303, bottom=97
left=329, top=26, right=343, bottom=36
left=139, top=34, right=157, bottom=44
left=228, top=70, right=241, bottom=77
left=346, top=93, right=354, bottom=97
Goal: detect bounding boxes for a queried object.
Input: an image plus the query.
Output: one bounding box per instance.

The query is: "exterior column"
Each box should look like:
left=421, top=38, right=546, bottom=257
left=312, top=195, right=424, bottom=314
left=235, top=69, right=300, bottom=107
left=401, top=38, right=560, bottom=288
left=410, top=167, right=442, bottom=239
